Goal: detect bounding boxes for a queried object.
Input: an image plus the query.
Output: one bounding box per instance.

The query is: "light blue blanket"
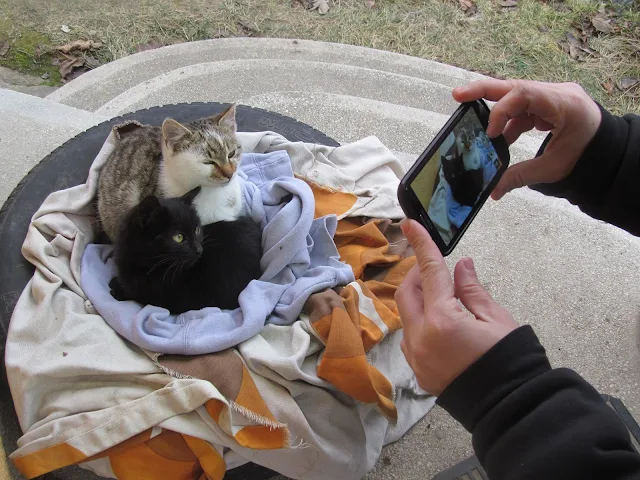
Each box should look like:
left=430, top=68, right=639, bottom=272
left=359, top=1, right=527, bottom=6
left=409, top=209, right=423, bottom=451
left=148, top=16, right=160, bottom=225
left=80, top=151, right=355, bottom=355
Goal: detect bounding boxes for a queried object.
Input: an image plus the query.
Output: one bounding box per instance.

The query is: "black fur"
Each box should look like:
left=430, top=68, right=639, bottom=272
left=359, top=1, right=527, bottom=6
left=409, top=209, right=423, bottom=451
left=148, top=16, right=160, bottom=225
left=440, top=151, right=484, bottom=207
left=110, top=187, right=262, bottom=313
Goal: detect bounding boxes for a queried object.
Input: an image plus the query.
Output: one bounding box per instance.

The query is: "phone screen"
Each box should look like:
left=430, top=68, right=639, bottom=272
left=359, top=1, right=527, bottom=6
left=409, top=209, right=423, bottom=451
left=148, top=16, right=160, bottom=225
left=409, top=107, right=503, bottom=246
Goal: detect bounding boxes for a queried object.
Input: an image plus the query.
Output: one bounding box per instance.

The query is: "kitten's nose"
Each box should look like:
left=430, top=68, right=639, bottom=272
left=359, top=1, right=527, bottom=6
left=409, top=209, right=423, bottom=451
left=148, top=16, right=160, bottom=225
left=220, top=165, right=235, bottom=179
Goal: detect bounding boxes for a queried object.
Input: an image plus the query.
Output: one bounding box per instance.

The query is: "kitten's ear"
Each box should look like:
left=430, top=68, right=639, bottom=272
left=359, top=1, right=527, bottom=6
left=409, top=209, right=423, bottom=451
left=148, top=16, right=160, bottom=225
left=180, top=186, right=201, bottom=205
left=212, top=103, right=237, bottom=132
left=162, top=118, right=192, bottom=146
left=136, top=196, right=161, bottom=225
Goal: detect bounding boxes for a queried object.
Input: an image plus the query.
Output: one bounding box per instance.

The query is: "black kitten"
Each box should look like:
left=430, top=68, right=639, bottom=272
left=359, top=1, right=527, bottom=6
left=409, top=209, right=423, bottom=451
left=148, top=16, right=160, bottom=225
left=110, top=187, right=262, bottom=313
left=440, top=152, right=484, bottom=207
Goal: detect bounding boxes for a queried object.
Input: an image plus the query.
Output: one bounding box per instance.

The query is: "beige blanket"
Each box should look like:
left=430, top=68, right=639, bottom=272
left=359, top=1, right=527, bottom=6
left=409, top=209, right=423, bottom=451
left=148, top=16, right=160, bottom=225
left=6, top=130, right=434, bottom=479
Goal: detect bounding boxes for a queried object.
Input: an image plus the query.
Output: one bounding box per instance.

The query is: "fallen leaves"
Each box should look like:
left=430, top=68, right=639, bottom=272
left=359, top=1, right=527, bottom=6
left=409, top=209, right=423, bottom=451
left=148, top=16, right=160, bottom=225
left=559, top=8, right=627, bottom=65
left=57, top=54, right=85, bottom=79
left=601, top=77, right=640, bottom=95
left=0, top=39, right=9, bottom=57
left=310, top=0, right=330, bottom=14
left=559, top=32, right=595, bottom=61
left=57, top=40, right=102, bottom=54
left=591, top=13, right=615, bottom=34
left=458, top=0, right=477, bottom=16
left=618, top=77, right=640, bottom=91
left=602, top=79, right=615, bottom=94
left=52, top=38, right=103, bottom=82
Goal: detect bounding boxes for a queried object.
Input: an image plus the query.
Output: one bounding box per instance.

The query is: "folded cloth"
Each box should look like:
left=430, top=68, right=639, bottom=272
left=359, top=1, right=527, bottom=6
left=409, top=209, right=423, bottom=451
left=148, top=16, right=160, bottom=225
left=80, top=151, right=355, bottom=355
left=6, top=127, right=434, bottom=480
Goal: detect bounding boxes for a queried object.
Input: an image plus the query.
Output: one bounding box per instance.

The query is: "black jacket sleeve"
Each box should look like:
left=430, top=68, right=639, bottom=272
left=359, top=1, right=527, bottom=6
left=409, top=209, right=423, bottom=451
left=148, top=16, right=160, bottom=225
left=437, top=326, right=640, bottom=480
left=531, top=107, right=640, bottom=236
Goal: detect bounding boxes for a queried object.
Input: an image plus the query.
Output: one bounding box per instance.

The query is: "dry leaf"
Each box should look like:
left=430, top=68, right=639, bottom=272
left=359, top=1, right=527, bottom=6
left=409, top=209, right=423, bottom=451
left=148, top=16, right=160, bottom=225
left=500, top=0, right=518, bottom=7
left=565, top=32, right=584, bottom=60
left=61, top=25, right=70, bottom=33
left=0, top=40, right=9, bottom=57
left=458, top=0, right=477, bottom=15
left=365, top=0, right=375, bottom=7
left=311, top=0, right=330, bottom=14
left=591, top=14, right=614, bottom=34
left=57, top=40, right=102, bottom=54
left=85, top=55, right=100, bottom=68
left=560, top=32, right=597, bottom=61
left=64, top=66, right=89, bottom=82
left=601, top=80, right=615, bottom=93
left=59, top=55, right=85, bottom=79
left=617, top=77, right=639, bottom=90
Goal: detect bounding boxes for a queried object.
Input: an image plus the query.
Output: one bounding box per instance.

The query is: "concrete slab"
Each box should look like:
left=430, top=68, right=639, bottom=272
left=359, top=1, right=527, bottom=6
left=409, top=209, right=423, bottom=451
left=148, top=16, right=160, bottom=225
left=235, top=91, right=545, bottom=162
left=47, top=38, right=488, bottom=112
left=0, top=89, right=108, bottom=206
left=93, top=59, right=458, bottom=118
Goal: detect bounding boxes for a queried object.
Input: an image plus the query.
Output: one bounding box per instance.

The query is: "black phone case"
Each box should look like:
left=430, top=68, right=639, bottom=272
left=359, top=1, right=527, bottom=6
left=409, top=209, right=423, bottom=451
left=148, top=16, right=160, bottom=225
left=397, top=100, right=510, bottom=256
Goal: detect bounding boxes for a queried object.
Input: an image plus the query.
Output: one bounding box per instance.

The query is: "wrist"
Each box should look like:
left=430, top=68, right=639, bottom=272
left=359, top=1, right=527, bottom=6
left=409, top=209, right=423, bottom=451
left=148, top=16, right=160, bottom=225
left=436, top=325, right=551, bottom=433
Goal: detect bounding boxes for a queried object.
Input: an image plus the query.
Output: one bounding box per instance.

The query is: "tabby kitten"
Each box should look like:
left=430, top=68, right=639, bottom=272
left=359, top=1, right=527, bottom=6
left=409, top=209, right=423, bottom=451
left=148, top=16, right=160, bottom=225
left=109, top=187, right=263, bottom=313
left=98, top=104, right=243, bottom=242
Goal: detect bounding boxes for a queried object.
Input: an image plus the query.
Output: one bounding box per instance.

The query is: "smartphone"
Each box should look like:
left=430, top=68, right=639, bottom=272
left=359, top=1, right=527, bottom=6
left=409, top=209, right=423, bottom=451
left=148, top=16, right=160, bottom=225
left=397, top=100, right=510, bottom=256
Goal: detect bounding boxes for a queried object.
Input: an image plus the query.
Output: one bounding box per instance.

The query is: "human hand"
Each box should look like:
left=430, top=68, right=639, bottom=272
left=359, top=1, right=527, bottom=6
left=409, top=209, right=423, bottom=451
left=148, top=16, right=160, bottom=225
left=395, top=220, right=518, bottom=396
left=453, top=79, right=602, bottom=200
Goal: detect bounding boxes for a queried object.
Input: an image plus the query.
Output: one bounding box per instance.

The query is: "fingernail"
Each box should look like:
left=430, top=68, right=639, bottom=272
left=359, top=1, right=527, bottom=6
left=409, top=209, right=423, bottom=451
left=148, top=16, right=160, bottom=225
left=400, top=219, right=411, bottom=236
left=462, top=257, right=474, bottom=271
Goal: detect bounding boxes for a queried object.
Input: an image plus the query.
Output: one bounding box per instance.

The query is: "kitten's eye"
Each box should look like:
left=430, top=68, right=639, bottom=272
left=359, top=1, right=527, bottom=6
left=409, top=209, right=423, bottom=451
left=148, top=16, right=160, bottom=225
left=227, top=149, right=237, bottom=159
left=173, top=233, right=184, bottom=243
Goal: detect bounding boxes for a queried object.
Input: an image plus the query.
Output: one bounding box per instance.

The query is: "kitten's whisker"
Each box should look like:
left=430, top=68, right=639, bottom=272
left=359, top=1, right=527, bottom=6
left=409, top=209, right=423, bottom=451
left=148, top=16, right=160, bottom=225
left=147, top=256, right=178, bottom=274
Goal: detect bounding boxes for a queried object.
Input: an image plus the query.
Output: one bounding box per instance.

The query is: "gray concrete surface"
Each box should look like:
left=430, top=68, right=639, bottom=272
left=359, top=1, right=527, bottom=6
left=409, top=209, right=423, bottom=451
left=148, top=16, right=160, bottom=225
left=0, top=89, right=107, bottom=205
left=0, top=38, right=638, bottom=479
left=47, top=38, right=484, bottom=112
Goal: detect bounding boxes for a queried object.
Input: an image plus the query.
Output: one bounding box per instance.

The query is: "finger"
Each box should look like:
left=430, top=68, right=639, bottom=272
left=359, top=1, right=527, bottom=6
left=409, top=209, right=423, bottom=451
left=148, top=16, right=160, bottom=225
left=502, top=115, right=535, bottom=145
left=395, top=265, right=425, bottom=328
left=454, top=258, right=498, bottom=320
left=490, top=149, right=567, bottom=200
left=454, top=258, right=517, bottom=326
left=487, top=82, right=563, bottom=137
left=401, top=220, right=454, bottom=301
left=534, top=117, right=554, bottom=131
left=452, top=79, right=514, bottom=103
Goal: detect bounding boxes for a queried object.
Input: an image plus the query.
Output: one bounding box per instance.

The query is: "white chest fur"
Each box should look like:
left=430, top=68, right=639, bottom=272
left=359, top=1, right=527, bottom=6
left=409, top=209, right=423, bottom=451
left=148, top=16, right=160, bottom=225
left=193, top=178, right=243, bottom=225
left=160, top=163, right=243, bottom=225
left=462, top=145, right=481, bottom=171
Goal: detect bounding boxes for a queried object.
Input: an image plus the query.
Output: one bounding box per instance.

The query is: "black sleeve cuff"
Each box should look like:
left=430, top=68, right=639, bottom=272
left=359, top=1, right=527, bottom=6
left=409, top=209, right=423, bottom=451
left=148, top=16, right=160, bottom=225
left=531, top=104, right=629, bottom=203
left=436, top=325, right=551, bottom=432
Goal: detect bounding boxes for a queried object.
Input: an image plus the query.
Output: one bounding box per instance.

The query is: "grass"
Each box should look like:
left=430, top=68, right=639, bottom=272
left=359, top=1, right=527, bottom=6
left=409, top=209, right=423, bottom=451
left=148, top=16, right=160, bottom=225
left=0, top=0, right=638, bottom=113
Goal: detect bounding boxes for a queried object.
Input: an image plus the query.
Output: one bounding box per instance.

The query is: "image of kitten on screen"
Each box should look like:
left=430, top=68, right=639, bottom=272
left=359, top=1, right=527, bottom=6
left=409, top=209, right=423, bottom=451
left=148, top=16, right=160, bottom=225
left=409, top=109, right=502, bottom=245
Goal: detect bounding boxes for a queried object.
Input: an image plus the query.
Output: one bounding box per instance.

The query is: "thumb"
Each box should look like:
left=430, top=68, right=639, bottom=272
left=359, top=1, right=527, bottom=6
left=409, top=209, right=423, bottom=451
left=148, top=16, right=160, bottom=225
left=491, top=153, right=556, bottom=200
left=454, top=258, right=504, bottom=322
left=401, top=220, right=454, bottom=300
